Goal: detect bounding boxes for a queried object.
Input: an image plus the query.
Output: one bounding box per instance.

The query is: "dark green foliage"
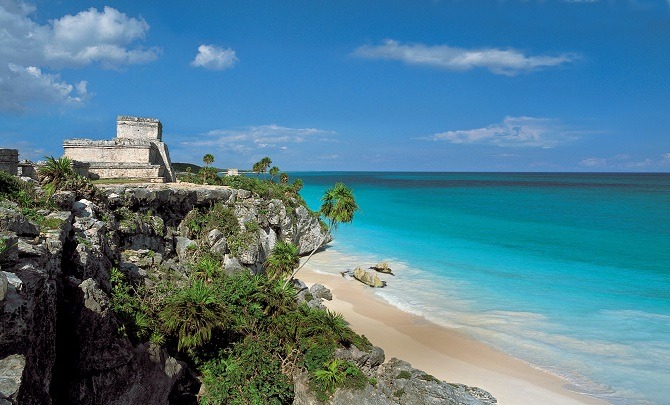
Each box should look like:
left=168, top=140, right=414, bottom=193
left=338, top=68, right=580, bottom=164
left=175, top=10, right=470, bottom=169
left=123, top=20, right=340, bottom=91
left=397, top=370, right=412, bottom=379
left=264, top=241, right=300, bottom=281
left=0, top=170, right=20, bottom=197
left=311, top=359, right=367, bottom=401
left=107, top=264, right=372, bottom=404
left=393, top=388, right=405, bottom=397
left=160, top=279, right=229, bottom=351
left=185, top=203, right=239, bottom=241
left=200, top=335, right=294, bottom=405
left=110, top=268, right=152, bottom=343
left=38, top=155, right=74, bottom=192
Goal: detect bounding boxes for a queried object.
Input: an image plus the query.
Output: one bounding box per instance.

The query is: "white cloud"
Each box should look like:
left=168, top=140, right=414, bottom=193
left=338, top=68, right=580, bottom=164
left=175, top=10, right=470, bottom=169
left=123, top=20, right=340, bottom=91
left=662, top=153, right=670, bottom=159
left=0, top=64, right=88, bottom=111
left=580, top=157, right=607, bottom=167
left=181, top=124, right=336, bottom=154
left=0, top=0, right=159, bottom=111
left=353, top=39, right=577, bottom=75
left=580, top=154, right=661, bottom=170
left=191, top=44, right=238, bottom=70
left=426, top=116, right=576, bottom=148
left=45, top=6, right=159, bottom=68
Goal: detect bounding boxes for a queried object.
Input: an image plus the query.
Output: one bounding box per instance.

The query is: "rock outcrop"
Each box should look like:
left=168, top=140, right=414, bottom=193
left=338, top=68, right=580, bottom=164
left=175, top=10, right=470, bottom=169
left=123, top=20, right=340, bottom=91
left=0, top=183, right=330, bottom=404
left=0, top=182, right=495, bottom=405
left=293, top=357, right=496, bottom=405
left=353, top=267, right=387, bottom=288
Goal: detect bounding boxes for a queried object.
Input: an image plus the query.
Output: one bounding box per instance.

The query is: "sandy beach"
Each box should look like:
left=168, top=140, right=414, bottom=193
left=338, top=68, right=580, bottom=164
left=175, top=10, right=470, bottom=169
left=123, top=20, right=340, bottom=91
left=298, top=258, right=607, bottom=405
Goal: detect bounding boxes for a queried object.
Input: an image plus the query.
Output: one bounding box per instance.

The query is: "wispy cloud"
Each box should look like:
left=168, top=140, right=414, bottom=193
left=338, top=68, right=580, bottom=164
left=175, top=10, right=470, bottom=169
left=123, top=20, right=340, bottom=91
left=191, top=44, right=238, bottom=70
left=580, top=154, right=661, bottom=170
left=0, top=0, right=159, bottom=111
left=179, top=124, right=337, bottom=156
left=353, top=39, right=577, bottom=75
left=424, top=116, right=578, bottom=148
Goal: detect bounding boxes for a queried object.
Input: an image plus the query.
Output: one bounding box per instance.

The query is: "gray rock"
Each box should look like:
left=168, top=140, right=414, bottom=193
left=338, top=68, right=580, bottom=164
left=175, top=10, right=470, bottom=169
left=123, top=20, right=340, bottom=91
left=79, top=278, right=109, bottom=315
left=50, top=191, right=76, bottom=210
left=3, top=271, right=21, bottom=291
left=0, top=354, right=25, bottom=401
left=207, top=229, right=223, bottom=246
left=309, top=283, right=332, bottom=301
left=0, top=271, right=6, bottom=301
left=72, top=199, right=97, bottom=218
left=258, top=226, right=277, bottom=262
left=237, top=240, right=260, bottom=265
left=0, top=208, right=39, bottom=237
left=223, top=255, right=246, bottom=275
left=0, top=232, right=18, bottom=262
left=210, top=236, right=228, bottom=256
left=175, top=236, right=196, bottom=261
left=334, top=345, right=385, bottom=374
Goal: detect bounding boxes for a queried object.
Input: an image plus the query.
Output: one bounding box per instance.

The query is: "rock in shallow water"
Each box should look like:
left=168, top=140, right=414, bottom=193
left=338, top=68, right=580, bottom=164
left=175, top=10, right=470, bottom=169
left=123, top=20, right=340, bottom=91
left=353, top=267, right=386, bottom=288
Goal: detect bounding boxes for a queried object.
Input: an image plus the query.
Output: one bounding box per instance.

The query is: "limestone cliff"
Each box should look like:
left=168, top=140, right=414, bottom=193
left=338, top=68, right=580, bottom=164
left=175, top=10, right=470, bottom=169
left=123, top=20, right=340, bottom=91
left=0, top=184, right=329, bottom=404
left=0, top=183, right=494, bottom=405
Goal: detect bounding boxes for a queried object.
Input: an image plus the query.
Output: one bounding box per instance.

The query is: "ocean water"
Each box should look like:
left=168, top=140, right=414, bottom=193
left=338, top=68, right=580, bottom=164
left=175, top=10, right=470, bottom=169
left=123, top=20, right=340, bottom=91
left=293, top=172, right=670, bottom=405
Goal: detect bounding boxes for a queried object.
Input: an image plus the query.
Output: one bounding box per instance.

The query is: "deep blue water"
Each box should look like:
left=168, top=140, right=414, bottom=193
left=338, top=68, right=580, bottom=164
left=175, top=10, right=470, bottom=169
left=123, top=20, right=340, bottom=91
left=294, top=172, right=670, bottom=405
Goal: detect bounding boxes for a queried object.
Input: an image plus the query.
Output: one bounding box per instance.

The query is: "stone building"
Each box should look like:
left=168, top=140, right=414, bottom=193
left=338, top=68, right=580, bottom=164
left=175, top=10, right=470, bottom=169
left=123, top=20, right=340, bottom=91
left=63, top=116, right=176, bottom=182
left=0, top=149, right=19, bottom=175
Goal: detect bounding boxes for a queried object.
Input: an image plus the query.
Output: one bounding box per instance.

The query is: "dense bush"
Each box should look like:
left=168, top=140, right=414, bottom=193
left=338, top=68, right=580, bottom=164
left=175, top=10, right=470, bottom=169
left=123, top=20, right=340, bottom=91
left=109, top=263, right=373, bottom=403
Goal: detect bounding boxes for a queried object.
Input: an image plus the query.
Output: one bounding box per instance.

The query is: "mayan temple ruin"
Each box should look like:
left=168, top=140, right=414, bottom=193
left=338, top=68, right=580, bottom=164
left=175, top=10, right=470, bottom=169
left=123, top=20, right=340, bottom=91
left=63, top=116, right=176, bottom=182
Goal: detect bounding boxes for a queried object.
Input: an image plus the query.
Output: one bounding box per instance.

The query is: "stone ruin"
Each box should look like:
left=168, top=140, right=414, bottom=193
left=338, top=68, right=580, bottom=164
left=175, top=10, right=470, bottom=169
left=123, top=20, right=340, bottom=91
left=63, top=116, right=176, bottom=183
left=0, top=149, right=18, bottom=176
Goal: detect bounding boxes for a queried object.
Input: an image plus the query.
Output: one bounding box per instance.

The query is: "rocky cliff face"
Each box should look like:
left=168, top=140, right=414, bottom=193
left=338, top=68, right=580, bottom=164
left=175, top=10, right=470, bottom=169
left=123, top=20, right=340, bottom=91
left=0, top=184, right=328, bottom=404
left=0, top=183, right=494, bottom=405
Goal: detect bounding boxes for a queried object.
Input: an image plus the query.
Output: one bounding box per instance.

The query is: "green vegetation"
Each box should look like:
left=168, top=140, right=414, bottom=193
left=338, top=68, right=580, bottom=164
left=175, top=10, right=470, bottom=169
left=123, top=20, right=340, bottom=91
left=290, top=182, right=359, bottom=280
left=264, top=241, right=299, bottom=281
left=202, top=154, right=215, bottom=184
left=397, top=370, right=412, bottom=379
left=108, top=261, right=373, bottom=404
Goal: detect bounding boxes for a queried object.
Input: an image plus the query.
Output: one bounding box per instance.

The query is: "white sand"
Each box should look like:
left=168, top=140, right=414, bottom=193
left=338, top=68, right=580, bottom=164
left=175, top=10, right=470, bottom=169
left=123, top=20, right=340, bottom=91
left=298, top=261, right=606, bottom=405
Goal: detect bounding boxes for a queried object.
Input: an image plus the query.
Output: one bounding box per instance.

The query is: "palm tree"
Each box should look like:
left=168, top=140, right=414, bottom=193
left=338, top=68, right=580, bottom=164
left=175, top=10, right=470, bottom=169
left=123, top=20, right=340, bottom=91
left=288, top=182, right=358, bottom=281
left=279, top=172, right=289, bottom=184
left=264, top=241, right=299, bottom=281
left=38, top=156, right=74, bottom=192
left=260, top=157, right=272, bottom=173
left=269, top=166, right=280, bottom=182
left=202, top=154, right=214, bottom=184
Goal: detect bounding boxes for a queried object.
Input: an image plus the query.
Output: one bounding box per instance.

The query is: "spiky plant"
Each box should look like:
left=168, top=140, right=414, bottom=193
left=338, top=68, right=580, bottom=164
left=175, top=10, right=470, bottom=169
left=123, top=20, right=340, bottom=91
left=160, top=279, right=228, bottom=351
left=264, top=241, right=299, bottom=281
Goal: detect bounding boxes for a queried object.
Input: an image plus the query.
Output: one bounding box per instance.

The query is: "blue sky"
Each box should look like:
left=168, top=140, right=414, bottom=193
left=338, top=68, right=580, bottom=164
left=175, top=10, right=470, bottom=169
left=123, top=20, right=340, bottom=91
left=0, top=0, right=668, bottom=171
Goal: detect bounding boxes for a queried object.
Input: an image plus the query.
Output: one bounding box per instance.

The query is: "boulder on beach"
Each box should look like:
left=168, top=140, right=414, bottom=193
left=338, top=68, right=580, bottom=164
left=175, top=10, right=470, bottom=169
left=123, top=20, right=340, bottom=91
left=353, top=267, right=386, bottom=288
left=369, top=261, right=394, bottom=275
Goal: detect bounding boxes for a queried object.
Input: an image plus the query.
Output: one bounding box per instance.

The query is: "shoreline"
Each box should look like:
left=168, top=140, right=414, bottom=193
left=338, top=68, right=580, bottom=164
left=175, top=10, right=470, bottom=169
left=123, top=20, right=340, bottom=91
left=298, top=256, right=607, bottom=405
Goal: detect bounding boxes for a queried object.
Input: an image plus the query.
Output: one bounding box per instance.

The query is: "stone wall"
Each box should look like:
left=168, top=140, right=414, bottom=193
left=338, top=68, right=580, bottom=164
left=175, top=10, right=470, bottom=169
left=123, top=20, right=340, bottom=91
left=116, top=116, right=162, bottom=141
left=0, top=149, right=18, bottom=175
left=62, top=116, right=175, bottom=182
left=63, top=139, right=154, bottom=164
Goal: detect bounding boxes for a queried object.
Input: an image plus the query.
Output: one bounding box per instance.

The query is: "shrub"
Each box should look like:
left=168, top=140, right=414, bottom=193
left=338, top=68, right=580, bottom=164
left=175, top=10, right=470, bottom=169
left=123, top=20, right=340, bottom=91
left=160, top=279, right=229, bottom=351
left=200, top=335, right=294, bottom=405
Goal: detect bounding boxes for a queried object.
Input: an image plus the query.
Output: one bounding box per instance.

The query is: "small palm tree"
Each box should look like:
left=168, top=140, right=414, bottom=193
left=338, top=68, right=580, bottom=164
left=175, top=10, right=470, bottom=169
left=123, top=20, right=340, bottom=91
left=38, top=156, right=74, bottom=192
left=159, top=279, right=227, bottom=351
left=202, top=154, right=214, bottom=184
left=279, top=172, right=289, bottom=184
left=313, top=359, right=346, bottom=393
left=269, top=166, right=280, bottom=182
left=289, top=182, right=358, bottom=281
left=264, top=241, right=299, bottom=281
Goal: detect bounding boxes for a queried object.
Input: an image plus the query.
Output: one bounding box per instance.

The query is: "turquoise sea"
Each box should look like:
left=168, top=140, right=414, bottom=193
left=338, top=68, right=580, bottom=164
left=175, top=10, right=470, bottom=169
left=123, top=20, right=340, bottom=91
left=294, top=172, right=670, bottom=405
